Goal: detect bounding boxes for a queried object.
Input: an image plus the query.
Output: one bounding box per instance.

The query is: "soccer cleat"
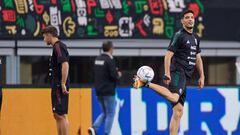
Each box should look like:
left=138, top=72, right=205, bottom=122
left=133, top=76, right=146, bottom=89
left=88, top=127, right=96, bottom=135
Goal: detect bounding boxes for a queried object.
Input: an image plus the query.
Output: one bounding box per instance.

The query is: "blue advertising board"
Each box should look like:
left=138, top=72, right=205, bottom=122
left=92, top=87, right=240, bottom=135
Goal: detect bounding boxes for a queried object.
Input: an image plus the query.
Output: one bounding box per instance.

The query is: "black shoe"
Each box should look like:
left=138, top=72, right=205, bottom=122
left=88, top=127, right=96, bottom=135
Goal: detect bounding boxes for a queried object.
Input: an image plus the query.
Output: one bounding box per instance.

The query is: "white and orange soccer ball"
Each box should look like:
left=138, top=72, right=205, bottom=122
left=137, top=66, right=155, bottom=82
left=133, top=66, right=154, bottom=88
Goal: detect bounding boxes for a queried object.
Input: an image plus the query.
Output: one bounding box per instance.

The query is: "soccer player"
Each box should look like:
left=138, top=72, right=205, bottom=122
left=133, top=10, right=205, bottom=135
left=42, top=26, right=70, bottom=135
left=88, top=41, right=122, bottom=135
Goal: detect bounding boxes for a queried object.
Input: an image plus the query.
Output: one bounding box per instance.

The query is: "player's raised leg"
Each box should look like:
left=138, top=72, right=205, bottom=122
left=133, top=76, right=179, bottom=103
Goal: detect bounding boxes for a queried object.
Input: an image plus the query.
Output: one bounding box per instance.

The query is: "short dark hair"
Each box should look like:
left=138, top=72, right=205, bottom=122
left=102, top=41, right=113, bottom=52
left=181, top=10, right=194, bottom=19
left=41, top=25, right=58, bottom=37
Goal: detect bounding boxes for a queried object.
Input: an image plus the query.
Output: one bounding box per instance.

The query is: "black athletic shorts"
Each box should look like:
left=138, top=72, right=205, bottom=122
left=168, top=70, right=187, bottom=106
left=51, top=85, right=69, bottom=115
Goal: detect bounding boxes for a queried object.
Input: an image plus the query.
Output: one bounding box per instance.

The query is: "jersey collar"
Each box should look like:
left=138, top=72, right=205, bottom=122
left=182, top=28, right=193, bottom=35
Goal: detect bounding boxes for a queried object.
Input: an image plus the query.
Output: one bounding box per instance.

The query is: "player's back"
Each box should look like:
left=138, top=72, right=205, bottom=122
left=94, top=53, right=117, bottom=96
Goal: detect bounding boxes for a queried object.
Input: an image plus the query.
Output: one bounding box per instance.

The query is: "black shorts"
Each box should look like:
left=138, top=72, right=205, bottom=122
left=168, top=70, right=187, bottom=106
left=51, top=86, right=69, bottom=115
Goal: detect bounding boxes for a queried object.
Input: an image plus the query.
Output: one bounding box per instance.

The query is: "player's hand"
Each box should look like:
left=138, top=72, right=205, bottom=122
left=118, top=71, right=122, bottom=78
left=163, top=74, right=171, bottom=85
left=198, top=77, right=205, bottom=88
left=133, top=75, right=145, bottom=89
left=61, top=84, right=69, bottom=95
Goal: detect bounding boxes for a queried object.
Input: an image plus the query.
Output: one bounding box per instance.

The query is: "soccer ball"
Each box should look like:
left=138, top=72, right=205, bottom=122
left=137, top=66, right=154, bottom=82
